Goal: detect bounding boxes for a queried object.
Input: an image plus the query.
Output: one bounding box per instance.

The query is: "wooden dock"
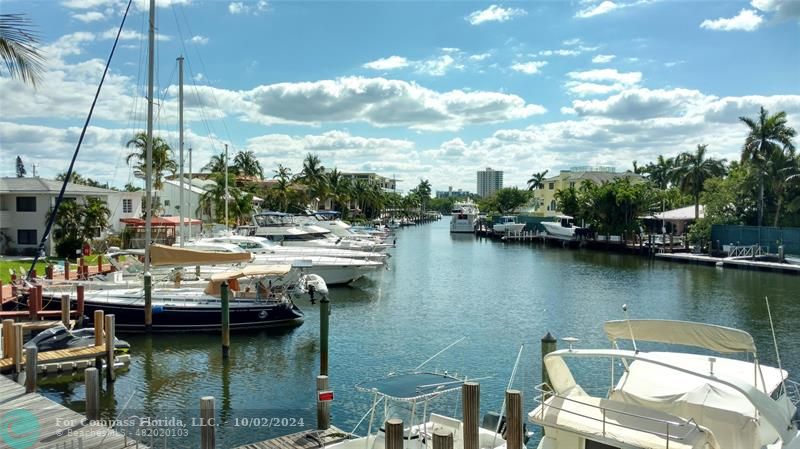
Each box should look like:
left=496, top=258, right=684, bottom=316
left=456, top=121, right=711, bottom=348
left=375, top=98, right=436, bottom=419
left=656, top=253, right=800, bottom=274
left=0, top=373, right=146, bottom=448
left=234, top=426, right=350, bottom=449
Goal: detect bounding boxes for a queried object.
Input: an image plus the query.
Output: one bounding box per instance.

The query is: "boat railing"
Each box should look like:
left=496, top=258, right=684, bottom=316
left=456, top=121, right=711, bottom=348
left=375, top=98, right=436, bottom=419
left=787, top=379, right=800, bottom=408
left=533, top=383, right=701, bottom=449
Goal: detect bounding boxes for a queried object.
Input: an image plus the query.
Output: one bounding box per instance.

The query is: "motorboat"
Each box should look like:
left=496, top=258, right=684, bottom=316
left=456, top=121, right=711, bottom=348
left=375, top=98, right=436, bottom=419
left=248, top=212, right=391, bottom=252
left=530, top=319, right=800, bottom=449
left=450, top=202, right=479, bottom=234
left=540, top=215, right=582, bottom=239
left=193, top=235, right=389, bottom=262
left=326, top=370, right=510, bottom=449
left=492, top=216, right=526, bottom=234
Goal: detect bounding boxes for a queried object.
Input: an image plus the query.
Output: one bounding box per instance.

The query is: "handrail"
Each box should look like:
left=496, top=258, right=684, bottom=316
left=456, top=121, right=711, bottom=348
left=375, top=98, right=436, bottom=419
left=786, top=379, right=800, bottom=407
left=533, top=383, right=701, bottom=448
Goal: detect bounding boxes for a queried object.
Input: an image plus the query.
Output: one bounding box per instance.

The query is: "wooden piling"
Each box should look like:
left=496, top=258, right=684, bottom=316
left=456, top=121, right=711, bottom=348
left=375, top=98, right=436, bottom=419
left=61, top=294, right=71, bottom=328
left=85, top=367, right=100, bottom=421
left=320, top=296, right=330, bottom=376
left=504, top=390, right=523, bottom=449
left=97, top=255, right=103, bottom=272
left=385, top=418, right=403, bottom=449
left=2, top=319, right=13, bottom=358
left=221, top=281, right=230, bottom=359
left=433, top=429, right=454, bottom=449
left=462, top=382, right=480, bottom=449
left=104, top=314, right=115, bottom=382
left=64, top=260, right=70, bottom=280
left=144, top=273, right=152, bottom=332
left=28, top=285, right=39, bottom=320
left=25, top=346, right=37, bottom=393
left=36, top=285, right=43, bottom=320
left=540, top=332, right=557, bottom=390
left=94, top=310, right=104, bottom=371
left=200, top=396, right=216, bottom=449
left=317, top=375, right=330, bottom=430
left=77, top=284, right=85, bottom=316
left=13, top=323, right=24, bottom=373
left=45, top=265, right=53, bottom=279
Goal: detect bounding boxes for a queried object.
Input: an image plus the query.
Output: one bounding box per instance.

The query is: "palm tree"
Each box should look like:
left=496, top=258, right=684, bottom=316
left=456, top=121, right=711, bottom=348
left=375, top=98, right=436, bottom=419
left=526, top=170, right=549, bottom=191
left=233, top=150, right=264, bottom=179
left=0, top=14, right=44, bottom=86
left=82, top=197, right=111, bottom=240
left=326, top=169, right=352, bottom=214
left=270, top=164, right=293, bottom=212
left=196, top=172, right=242, bottom=225
left=766, top=148, right=799, bottom=226
left=739, top=106, right=797, bottom=226
left=298, top=153, right=327, bottom=209
left=203, top=152, right=227, bottom=174
left=125, top=132, right=178, bottom=192
left=673, top=144, right=726, bottom=220
left=644, top=155, right=675, bottom=189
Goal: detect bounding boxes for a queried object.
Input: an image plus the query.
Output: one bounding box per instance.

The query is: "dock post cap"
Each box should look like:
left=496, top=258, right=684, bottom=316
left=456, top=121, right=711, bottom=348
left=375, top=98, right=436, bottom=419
left=541, top=332, right=556, bottom=343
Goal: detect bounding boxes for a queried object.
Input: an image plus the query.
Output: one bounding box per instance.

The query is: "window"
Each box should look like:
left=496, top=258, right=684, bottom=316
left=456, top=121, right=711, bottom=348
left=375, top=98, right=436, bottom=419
left=17, top=229, right=37, bottom=245
left=164, top=199, right=171, bottom=206
left=550, top=200, right=556, bottom=211
left=16, top=197, right=36, bottom=212
left=548, top=182, right=555, bottom=190
left=123, top=198, right=133, bottom=214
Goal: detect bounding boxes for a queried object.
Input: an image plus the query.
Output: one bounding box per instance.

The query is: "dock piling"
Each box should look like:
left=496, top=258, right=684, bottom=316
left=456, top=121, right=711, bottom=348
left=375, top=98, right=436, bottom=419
left=12, top=323, right=23, bottom=373
left=540, top=332, right=557, bottom=391
left=462, top=382, right=480, bottom=449
left=61, top=294, right=70, bottom=327
left=200, top=396, right=216, bottom=449
left=221, top=281, right=230, bottom=359
left=316, top=375, right=330, bottom=430
left=504, top=390, right=523, bottom=449
left=85, top=367, right=99, bottom=421
left=385, top=418, right=403, bottom=449
left=144, top=272, right=152, bottom=332
left=94, top=310, right=104, bottom=371
left=64, top=259, right=70, bottom=280
left=28, top=285, right=39, bottom=320
left=77, top=284, right=85, bottom=322
left=2, top=319, right=12, bottom=358
left=320, top=295, right=330, bottom=376
left=104, top=314, right=115, bottom=382
left=25, top=346, right=37, bottom=393
left=433, top=429, right=454, bottom=449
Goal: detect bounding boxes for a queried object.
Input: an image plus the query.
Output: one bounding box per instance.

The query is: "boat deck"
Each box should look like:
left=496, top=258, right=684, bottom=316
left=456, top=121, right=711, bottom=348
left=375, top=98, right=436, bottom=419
left=234, top=426, right=349, bottom=449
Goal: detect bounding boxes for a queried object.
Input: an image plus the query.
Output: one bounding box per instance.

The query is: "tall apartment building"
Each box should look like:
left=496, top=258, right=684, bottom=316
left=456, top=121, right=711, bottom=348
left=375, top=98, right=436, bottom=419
left=477, top=167, right=503, bottom=197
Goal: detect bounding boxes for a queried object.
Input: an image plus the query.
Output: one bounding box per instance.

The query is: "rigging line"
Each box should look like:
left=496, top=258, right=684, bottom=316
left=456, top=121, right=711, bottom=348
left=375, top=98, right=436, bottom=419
left=415, top=336, right=467, bottom=371
left=26, top=0, right=134, bottom=280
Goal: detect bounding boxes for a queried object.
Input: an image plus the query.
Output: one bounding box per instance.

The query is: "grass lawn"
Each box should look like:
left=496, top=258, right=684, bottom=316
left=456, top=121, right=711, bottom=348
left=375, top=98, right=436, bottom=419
left=0, top=255, right=103, bottom=283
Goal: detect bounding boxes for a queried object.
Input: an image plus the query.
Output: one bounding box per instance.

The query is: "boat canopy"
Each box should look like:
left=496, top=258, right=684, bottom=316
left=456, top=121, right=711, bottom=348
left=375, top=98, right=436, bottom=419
left=604, top=319, right=757, bottom=354
left=150, top=244, right=251, bottom=267
left=355, top=372, right=465, bottom=402
left=204, top=265, right=293, bottom=295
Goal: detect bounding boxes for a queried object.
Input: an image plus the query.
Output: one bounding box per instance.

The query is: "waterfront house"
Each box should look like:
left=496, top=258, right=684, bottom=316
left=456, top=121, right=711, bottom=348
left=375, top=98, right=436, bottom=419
left=530, top=167, right=644, bottom=217
left=0, top=177, right=142, bottom=256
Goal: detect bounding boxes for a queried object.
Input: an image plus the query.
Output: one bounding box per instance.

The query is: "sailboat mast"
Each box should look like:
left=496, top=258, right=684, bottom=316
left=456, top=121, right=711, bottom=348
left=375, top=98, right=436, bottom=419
left=224, top=143, right=229, bottom=230
left=144, top=0, right=155, bottom=271
left=188, top=146, right=192, bottom=240
left=178, top=55, right=185, bottom=247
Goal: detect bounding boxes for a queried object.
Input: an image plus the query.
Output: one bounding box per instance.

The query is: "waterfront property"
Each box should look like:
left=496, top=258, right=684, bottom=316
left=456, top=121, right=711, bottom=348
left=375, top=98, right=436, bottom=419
left=477, top=168, right=503, bottom=198
left=529, top=167, right=643, bottom=218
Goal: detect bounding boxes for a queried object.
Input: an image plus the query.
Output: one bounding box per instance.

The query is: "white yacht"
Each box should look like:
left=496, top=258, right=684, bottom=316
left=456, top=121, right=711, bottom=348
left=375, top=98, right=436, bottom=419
left=196, top=235, right=388, bottom=262
left=450, top=202, right=479, bottom=234
left=493, top=216, right=526, bottom=234
left=249, top=212, right=391, bottom=252
left=530, top=319, right=800, bottom=449
left=540, top=215, right=581, bottom=239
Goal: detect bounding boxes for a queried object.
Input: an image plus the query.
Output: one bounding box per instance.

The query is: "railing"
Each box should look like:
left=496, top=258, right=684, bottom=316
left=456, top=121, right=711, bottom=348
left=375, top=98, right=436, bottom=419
left=787, top=379, right=800, bottom=407
left=533, top=383, right=700, bottom=449
left=727, top=245, right=767, bottom=258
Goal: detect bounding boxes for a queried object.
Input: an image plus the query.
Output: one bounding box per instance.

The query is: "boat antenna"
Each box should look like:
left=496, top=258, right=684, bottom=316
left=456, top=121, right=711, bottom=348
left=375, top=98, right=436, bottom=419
left=26, top=0, right=134, bottom=280
left=623, top=304, right=638, bottom=353
left=765, top=296, right=787, bottom=393
left=491, top=344, right=525, bottom=448
left=415, top=336, right=466, bottom=371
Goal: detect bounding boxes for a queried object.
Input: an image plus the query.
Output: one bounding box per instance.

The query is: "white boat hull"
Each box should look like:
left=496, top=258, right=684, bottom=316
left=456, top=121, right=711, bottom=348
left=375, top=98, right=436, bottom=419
left=493, top=223, right=526, bottom=233
left=541, top=222, right=577, bottom=238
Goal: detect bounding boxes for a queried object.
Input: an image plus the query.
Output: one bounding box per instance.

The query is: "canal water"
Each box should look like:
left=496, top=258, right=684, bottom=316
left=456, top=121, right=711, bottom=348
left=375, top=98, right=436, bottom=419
left=41, top=219, right=800, bottom=448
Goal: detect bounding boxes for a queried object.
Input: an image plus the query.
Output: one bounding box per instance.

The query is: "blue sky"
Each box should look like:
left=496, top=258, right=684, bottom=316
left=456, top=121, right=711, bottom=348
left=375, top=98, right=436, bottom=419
left=1, top=0, right=798, bottom=193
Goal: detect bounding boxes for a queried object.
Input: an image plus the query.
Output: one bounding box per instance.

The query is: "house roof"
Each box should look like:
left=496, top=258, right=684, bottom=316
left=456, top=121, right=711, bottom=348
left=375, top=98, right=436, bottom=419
left=653, top=205, right=704, bottom=221
left=0, top=177, right=120, bottom=195
left=544, top=170, right=643, bottom=184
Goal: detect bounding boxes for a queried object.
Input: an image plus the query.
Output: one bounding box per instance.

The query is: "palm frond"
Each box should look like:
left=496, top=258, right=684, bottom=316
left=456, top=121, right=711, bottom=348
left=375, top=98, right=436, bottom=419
left=0, top=14, right=45, bottom=87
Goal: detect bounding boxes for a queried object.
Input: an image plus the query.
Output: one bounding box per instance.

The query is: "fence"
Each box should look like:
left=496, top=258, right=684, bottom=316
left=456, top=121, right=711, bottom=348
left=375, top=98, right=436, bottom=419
left=711, top=225, right=800, bottom=255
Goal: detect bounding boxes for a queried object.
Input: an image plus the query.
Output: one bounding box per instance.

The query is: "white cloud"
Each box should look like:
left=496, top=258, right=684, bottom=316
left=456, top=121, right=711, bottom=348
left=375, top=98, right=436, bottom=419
left=565, top=82, right=630, bottom=96
left=416, top=55, right=460, bottom=76
left=61, top=0, right=116, bottom=9
left=228, top=1, right=268, bottom=15
left=701, top=9, right=763, bottom=31
left=751, top=0, right=800, bottom=21
left=571, top=88, right=710, bottom=119
left=72, top=11, right=105, bottom=22
left=99, top=28, right=171, bottom=41
left=576, top=1, right=620, bottom=18
left=567, top=69, right=642, bottom=85
left=469, top=53, right=492, bottom=61
left=560, top=107, right=577, bottom=115
left=664, top=60, right=685, bottom=68
left=511, top=61, right=548, bottom=74
left=466, top=5, right=527, bottom=25
left=562, top=38, right=583, bottom=46
left=592, top=54, right=616, bottom=63
left=363, top=56, right=409, bottom=71
left=538, top=49, right=581, bottom=57
left=229, top=2, right=245, bottom=14
left=189, top=35, right=209, bottom=45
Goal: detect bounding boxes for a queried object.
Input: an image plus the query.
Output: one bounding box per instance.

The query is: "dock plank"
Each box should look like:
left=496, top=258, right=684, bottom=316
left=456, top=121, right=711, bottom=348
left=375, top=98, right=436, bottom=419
left=234, top=426, right=350, bottom=449
left=0, top=344, right=107, bottom=372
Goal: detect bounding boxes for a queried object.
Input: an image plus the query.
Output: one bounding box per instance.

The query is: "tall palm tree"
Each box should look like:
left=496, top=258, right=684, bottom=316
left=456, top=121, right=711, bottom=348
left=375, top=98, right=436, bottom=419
left=203, top=152, right=227, bottom=174
left=125, top=132, right=178, bottom=191
left=298, top=153, right=327, bottom=209
left=233, top=150, right=264, bottom=179
left=644, top=155, right=675, bottom=189
left=0, top=14, right=44, bottom=86
left=526, top=170, right=549, bottom=191
left=82, top=197, right=111, bottom=239
left=739, top=106, right=797, bottom=226
left=673, top=144, right=726, bottom=220
left=326, top=169, right=352, bottom=213
left=766, top=148, right=799, bottom=227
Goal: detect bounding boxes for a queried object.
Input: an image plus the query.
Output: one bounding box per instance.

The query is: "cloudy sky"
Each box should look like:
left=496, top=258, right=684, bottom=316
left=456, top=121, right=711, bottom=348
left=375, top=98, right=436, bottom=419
left=1, top=0, right=798, bottom=193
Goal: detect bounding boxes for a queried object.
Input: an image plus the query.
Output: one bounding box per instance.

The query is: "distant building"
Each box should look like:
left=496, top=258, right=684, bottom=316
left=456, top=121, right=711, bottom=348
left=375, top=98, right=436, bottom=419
left=0, top=177, right=142, bottom=256
left=158, top=177, right=262, bottom=222
left=477, top=168, right=503, bottom=197
left=340, top=172, right=399, bottom=193
left=531, top=167, right=643, bottom=217
left=436, top=186, right=472, bottom=199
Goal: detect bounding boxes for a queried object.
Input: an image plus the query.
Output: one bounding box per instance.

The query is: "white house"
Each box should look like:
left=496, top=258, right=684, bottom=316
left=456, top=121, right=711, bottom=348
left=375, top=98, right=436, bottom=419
left=158, top=177, right=263, bottom=224
left=0, top=177, right=142, bottom=256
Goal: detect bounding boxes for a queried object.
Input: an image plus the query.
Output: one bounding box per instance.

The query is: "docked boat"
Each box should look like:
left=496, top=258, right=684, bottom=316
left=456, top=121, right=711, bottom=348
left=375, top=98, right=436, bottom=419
left=326, top=371, right=510, bottom=449
left=530, top=319, right=800, bottom=449
left=492, top=216, right=526, bottom=234
left=193, top=235, right=388, bottom=262
left=540, top=215, right=581, bottom=239
left=450, top=201, right=479, bottom=233
left=248, top=212, right=392, bottom=252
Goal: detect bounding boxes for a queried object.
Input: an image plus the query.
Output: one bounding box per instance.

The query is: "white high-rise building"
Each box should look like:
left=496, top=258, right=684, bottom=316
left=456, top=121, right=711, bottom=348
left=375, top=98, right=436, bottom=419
left=477, top=167, right=503, bottom=197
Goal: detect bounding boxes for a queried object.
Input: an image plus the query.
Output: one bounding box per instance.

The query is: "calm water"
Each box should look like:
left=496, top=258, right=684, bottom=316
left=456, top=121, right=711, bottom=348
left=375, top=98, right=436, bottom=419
left=41, top=219, right=800, bottom=448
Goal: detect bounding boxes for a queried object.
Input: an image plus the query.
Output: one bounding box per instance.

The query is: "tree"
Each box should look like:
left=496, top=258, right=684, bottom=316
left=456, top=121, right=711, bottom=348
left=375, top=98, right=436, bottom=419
left=15, top=156, right=25, bottom=177
left=643, top=155, right=675, bottom=189
left=82, top=197, right=111, bottom=239
left=739, top=106, right=797, bottom=226
left=326, top=169, right=352, bottom=214
left=125, top=132, right=177, bottom=192
left=554, top=186, right=580, bottom=217
left=233, top=150, right=264, bottom=179
left=765, top=148, right=799, bottom=226
left=672, top=144, right=726, bottom=220
left=482, top=188, right=530, bottom=215
left=196, top=172, right=245, bottom=225
left=526, top=170, right=549, bottom=191
left=269, top=164, right=294, bottom=212
left=297, top=153, right=328, bottom=209
left=415, top=179, right=432, bottom=211
left=203, top=152, right=227, bottom=174
left=0, top=14, right=44, bottom=86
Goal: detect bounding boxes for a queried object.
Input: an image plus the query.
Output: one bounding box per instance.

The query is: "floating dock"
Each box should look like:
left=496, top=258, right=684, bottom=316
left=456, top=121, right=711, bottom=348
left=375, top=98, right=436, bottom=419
left=234, top=426, right=349, bottom=449
left=656, top=253, right=800, bottom=274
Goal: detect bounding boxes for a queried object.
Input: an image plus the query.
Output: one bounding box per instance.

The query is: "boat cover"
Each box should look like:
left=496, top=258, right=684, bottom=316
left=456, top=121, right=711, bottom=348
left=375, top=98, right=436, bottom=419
left=604, top=320, right=757, bottom=354
left=150, top=243, right=251, bottom=266
left=204, top=265, right=293, bottom=295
